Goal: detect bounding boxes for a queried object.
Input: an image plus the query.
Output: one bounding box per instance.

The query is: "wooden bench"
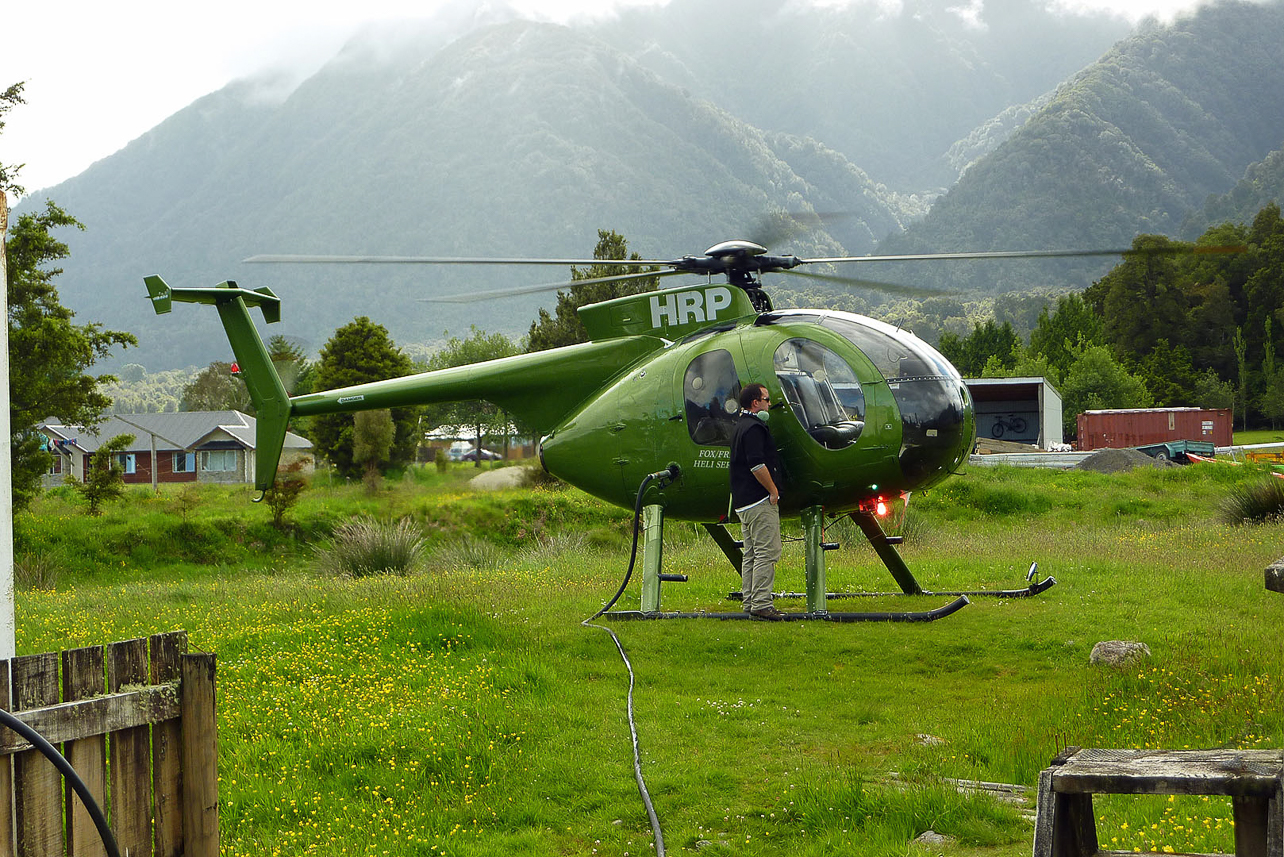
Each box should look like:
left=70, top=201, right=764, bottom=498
left=1033, top=748, right=1283, bottom=857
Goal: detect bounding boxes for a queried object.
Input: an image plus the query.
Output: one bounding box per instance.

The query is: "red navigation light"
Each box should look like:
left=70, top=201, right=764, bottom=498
left=230, top=362, right=240, bottom=375
left=875, top=497, right=888, bottom=517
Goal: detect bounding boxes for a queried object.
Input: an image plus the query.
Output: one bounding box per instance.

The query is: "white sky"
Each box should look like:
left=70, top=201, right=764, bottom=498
left=2, top=0, right=1207, bottom=206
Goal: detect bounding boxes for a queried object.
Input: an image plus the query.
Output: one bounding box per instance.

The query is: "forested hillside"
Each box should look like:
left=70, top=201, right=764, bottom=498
left=881, top=0, right=1284, bottom=292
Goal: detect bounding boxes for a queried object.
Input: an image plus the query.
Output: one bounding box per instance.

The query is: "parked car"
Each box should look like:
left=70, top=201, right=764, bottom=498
left=461, top=448, right=502, bottom=461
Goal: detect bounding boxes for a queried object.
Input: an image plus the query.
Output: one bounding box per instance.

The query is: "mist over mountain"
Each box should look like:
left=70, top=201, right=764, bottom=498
left=14, top=0, right=1284, bottom=371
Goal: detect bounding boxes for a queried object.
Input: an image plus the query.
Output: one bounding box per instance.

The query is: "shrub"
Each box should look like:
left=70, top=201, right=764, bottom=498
left=14, top=551, right=65, bottom=590
left=315, top=516, right=426, bottom=578
left=1219, top=477, right=1284, bottom=524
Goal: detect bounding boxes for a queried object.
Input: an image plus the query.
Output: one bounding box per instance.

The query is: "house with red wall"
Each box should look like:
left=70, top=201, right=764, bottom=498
left=38, top=410, right=312, bottom=489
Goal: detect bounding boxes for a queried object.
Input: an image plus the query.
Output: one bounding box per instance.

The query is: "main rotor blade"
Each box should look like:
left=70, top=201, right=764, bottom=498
left=244, top=254, right=675, bottom=266
left=799, top=245, right=1245, bottom=265
left=779, top=269, right=951, bottom=298
left=422, top=269, right=684, bottom=303
left=747, top=211, right=851, bottom=250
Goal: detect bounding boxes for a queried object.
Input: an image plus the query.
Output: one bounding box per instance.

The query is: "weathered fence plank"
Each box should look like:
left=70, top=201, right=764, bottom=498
left=0, top=687, right=178, bottom=753
left=181, top=653, right=219, bottom=857
left=150, top=632, right=187, bottom=857
left=107, top=638, right=153, bottom=857
left=60, top=646, right=106, bottom=857
left=13, top=652, right=64, bottom=857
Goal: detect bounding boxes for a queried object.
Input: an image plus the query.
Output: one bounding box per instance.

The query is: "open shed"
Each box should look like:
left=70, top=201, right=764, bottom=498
left=963, top=377, right=1063, bottom=448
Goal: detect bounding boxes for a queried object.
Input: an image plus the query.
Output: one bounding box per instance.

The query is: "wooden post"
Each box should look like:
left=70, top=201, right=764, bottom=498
left=180, top=653, right=218, bottom=857
left=12, top=652, right=62, bottom=856
left=61, top=646, right=106, bottom=857
left=150, top=632, right=186, bottom=857
left=0, top=658, right=14, bottom=857
left=107, top=638, right=153, bottom=857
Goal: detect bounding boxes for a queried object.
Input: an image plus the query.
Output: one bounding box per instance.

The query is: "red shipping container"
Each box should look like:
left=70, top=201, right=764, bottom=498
left=1075, top=408, right=1232, bottom=450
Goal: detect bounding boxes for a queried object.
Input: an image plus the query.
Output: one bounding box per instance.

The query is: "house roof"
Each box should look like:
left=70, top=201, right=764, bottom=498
left=40, top=411, right=311, bottom=454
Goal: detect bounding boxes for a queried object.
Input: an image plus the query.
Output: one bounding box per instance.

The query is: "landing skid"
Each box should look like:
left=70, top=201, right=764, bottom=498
left=601, top=595, right=970, bottom=623
left=761, top=564, right=1058, bottom=601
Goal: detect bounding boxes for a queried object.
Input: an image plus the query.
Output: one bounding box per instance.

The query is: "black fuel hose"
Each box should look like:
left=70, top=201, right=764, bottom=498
left=581, top=465, right=678, bottom=856
left=0, top=708, right=121, bottom=857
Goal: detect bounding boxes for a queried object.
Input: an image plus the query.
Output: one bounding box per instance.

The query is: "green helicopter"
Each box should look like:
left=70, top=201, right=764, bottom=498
left=145, top=238, right=1144, bottom=620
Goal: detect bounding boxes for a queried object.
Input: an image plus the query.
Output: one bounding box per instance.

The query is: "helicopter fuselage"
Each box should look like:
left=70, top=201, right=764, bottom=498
left=540, top=300, right=975, bottom=521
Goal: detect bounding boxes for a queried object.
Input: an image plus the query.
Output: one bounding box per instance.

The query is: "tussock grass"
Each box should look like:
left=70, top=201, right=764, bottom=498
left=314, top=516, right=427, bottom=578
left=1219, top=476, right=1284, bottom=524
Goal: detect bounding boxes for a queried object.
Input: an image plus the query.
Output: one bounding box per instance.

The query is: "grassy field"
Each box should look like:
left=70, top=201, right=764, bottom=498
left=14, top=459, right=1284, bottom=856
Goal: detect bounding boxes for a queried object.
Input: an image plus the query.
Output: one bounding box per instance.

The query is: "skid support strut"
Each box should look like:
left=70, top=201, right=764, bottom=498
left=802, top=506, right=828, bottom=614
left=849, top=510, right=923, bottom=594
left=640, top=504, right=664, bottom=613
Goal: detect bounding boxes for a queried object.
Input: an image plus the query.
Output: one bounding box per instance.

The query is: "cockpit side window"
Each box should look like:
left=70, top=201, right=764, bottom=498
left=684, top=349, right=742, bottom=446
left=773, top=338, right=865, bottom=449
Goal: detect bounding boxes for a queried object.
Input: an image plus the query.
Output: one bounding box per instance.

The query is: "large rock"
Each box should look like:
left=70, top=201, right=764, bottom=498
left=1267, top=558, right=1284, bottom=593
left=1090, top=640, right=1152, bottom=666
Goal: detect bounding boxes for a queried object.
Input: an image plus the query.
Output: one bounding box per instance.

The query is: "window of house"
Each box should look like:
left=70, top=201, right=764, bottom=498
left=683, top=349, right=742, bottom=446
left=200, top=449, right=238, bottom=472
left=172, top=452, right=195, bottom=473
left=115, top=453, right=136, bottom=474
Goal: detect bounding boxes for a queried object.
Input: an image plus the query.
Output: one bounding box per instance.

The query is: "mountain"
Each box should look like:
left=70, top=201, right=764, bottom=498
left=19, top=0, right=1283, bottom=372
left=595, top=0, right=1132, bottom=191
left=1184, top=143, right=1284, bottom=233
left=878, top=0, right=1284, bottom=291
left=21, top=19, right=912, bottom=370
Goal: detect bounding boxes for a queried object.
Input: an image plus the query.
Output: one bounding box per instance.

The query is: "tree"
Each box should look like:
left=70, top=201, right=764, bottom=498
left=180, top=361, right=252, bottom=412
left=938, top=319, right=1020, bottom=377
left=1060, top=343, right=1152, bottom=438
left=425, top=327, right=520, bottom=466
left=311, top=317, right=417, bottom=477
left=1027, top=293, right=1103, bottom=382
left=74, top=434, right=134, bottom=515
left=7, top=202, right=137, bottom=509
left=268, top=334, right=314, bottom=396
left=263, top=458, right=309, bottom=529
left=353, top=409, right=395, bottom=492
left=1233, top=326, right=1249, bottom=430
left=1, top=82, right=25, bottom=197
left=1134, top=339, right=1197, bottom=408
left=527, top=229, right=660, bottom=352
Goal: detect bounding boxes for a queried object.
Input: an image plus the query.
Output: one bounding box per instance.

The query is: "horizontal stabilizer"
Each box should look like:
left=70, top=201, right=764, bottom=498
left=142, top=276, right=281, bottom=323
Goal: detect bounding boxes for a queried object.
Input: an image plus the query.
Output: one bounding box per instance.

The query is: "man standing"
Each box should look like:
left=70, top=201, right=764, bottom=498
left=730, top=383, right=785, bottom=620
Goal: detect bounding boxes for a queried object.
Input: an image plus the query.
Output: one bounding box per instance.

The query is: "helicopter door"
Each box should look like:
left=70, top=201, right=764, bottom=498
left=679, top=348, right=742, bottom=497
left=772, top=338, right=865, bottom=449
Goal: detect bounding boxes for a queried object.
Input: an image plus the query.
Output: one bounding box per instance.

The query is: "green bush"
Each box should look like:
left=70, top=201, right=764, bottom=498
left=315, top=516, right=427, bottom=578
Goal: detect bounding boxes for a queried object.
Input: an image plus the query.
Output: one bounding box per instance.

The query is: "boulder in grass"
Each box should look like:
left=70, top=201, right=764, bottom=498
left=1090, top=640, right=1152, bottom=666
left=1267, top=558, right=1284, bottom=594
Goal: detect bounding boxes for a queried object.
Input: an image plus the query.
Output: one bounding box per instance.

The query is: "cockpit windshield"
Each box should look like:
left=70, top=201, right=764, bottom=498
left=760, top=310, right=972, bottom=482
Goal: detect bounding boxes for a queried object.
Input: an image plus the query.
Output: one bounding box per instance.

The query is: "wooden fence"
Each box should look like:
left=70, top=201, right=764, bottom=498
left=0, top=631, right=217, bottom=857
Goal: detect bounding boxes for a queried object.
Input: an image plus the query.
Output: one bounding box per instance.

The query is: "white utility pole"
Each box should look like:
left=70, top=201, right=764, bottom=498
left=1, top=193, right=15, bottom=658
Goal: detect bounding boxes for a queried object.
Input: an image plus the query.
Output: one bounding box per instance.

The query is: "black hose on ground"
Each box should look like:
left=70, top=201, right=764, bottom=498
left=581, top=464, right=679, bottom=856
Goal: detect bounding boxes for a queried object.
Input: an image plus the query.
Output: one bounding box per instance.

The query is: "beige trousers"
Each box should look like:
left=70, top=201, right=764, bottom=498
left=739, top=499, right=782, bottom=611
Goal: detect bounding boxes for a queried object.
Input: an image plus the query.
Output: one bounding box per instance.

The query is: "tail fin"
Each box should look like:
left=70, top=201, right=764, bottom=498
left=145, top=276, right=291, bottom=494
